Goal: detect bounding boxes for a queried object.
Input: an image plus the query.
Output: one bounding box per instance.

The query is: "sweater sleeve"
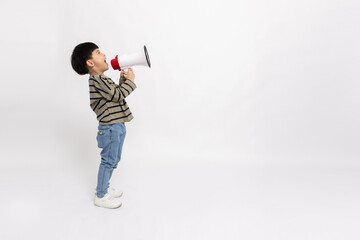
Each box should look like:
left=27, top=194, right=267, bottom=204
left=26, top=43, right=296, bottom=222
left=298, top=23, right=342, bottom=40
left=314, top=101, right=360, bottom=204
left=90, top=75, right=137, bottom=103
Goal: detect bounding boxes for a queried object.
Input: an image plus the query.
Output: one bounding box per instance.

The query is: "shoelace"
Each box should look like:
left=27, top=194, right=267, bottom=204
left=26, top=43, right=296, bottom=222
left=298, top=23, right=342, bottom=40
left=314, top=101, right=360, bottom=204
left=106, top=194, right=114, bottom=200
left=99, top=193, right=114, bottom=200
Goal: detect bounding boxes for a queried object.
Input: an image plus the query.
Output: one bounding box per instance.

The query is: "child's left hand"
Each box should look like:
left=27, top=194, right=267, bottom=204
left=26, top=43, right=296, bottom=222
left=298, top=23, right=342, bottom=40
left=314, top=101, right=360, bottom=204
left=120, top=70, right=126, bottom=82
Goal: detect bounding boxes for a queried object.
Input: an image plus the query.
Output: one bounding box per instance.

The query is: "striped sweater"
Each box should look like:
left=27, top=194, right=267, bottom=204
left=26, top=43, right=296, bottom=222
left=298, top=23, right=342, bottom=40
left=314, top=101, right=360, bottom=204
left=88, top=74, right=137, bottom=125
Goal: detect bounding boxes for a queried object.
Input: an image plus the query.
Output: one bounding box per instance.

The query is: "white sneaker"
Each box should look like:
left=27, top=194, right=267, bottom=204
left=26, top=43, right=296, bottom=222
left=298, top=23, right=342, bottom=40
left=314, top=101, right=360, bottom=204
left=94, top=187, right=123, bottom=198
left=108, top=187, right=123, bottom=198
left=94, top=193, right=122, bottom=209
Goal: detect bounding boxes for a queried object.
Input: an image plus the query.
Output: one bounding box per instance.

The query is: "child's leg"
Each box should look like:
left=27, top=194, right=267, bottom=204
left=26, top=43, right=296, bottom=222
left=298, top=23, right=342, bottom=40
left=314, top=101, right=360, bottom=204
left=114, top=122, right=127, bottom=169
left=107, top=122, right=126, bottom=189
left=96, top=123, right=122, bottom=198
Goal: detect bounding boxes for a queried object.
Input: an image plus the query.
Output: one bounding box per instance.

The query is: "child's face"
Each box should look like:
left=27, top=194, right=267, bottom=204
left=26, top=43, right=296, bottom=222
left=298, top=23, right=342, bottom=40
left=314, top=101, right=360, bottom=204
left=86, top=48, right=109, bottom=74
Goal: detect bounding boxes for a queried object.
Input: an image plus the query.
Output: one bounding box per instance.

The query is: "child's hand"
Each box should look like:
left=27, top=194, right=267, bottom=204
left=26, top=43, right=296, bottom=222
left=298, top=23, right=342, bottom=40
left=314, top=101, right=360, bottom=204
left=123, top=68, right=135, bottom=82
left=120, top=70, right=126, bottom=82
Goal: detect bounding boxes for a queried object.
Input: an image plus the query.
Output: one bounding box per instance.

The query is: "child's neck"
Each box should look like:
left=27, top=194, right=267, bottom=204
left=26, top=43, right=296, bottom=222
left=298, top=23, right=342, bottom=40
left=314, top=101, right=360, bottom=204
left=89, top=69, right=104, bottom=76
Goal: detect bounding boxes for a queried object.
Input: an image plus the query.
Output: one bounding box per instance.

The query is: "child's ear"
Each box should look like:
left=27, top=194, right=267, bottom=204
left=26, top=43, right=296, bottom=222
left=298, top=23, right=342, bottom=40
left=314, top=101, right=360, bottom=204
left=86, top=59, right=94, bottom=68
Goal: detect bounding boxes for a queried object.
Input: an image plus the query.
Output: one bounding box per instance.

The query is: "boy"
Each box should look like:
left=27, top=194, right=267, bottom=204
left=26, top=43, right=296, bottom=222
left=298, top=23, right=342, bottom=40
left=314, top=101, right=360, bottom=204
left=71, top=42, right=137, bottom=209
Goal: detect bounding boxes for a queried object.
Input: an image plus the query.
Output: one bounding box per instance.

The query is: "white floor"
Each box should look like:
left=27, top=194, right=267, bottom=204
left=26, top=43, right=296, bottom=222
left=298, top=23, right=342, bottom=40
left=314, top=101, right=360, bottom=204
left=1, top=161, right=360, bottom=240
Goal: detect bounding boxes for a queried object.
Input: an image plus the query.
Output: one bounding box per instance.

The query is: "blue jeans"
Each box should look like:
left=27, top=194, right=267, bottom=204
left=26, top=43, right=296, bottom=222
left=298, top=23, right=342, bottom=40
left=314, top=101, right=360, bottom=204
left=96, top=122, right=126, bottom=198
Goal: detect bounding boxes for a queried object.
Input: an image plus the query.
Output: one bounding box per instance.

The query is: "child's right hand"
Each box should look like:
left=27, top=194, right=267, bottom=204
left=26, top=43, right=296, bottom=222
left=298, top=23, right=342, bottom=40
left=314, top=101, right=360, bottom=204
left=123, top=68, right=135, bottom=82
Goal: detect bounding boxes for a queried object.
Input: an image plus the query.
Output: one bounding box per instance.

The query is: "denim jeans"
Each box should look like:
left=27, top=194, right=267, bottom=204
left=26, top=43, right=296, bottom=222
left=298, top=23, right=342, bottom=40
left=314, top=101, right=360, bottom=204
left=96, top=122, right=126, bottom=198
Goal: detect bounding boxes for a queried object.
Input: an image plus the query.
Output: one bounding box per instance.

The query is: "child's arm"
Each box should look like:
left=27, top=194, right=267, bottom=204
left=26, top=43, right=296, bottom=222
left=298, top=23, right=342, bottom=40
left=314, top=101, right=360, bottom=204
left=90, top=75, right=136, bottom=103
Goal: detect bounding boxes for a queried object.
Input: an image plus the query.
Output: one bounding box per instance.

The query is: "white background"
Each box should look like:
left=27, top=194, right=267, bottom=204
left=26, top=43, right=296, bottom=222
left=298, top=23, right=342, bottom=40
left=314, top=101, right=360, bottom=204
left=0, top=0, right=359, bottom=239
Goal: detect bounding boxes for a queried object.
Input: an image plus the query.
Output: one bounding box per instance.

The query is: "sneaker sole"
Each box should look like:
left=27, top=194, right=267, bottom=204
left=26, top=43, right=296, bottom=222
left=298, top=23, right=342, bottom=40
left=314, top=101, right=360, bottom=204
left=94, top=202, right=122, bottom=209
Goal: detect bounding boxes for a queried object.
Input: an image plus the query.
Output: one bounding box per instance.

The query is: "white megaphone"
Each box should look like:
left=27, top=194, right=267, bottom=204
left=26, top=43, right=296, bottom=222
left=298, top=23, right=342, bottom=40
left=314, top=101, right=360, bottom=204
left=110, top=45, right=151, bottom=71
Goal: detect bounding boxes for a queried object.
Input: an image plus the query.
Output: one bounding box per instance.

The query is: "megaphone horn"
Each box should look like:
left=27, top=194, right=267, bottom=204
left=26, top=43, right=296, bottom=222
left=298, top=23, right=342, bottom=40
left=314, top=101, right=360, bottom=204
left=111, top=45, right=151, bottom=71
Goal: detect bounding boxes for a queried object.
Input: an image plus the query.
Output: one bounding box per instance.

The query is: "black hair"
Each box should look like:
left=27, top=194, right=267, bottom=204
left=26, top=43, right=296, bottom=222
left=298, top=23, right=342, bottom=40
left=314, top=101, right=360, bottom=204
left=71, top=42, right=99, bottom=75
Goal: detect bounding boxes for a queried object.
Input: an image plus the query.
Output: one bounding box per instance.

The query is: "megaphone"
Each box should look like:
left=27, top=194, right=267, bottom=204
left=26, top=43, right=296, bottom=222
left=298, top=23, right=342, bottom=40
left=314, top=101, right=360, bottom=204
left=111, top=45, right=151, bottom=71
